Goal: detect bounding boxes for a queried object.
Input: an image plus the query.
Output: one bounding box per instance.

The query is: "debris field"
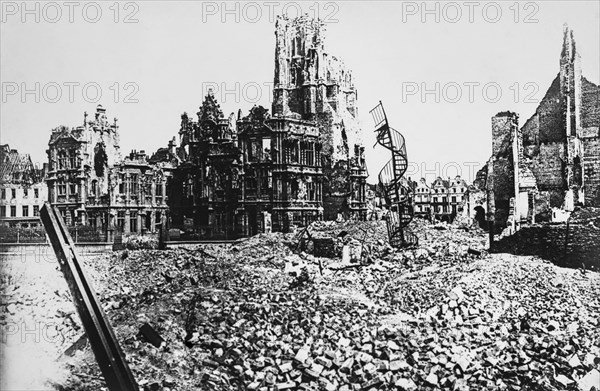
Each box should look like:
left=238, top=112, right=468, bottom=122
left=2, top=219, right=599, bottom=391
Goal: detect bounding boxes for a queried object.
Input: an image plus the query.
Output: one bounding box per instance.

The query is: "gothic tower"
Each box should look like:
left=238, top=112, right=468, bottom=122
left=560, top=24, right=584, bottom=208
left=272, top=15, right=367, bottom=220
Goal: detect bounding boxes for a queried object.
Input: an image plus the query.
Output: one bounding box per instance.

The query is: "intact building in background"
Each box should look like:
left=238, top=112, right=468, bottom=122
left=413, top=176, right=468, bottom=222
left=480, top=25, right=600, bottom=231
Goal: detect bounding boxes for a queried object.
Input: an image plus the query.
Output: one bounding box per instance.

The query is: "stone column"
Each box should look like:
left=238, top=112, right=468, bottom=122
left=124, top=210, right=130, bottom=234
left=141, top=210, right=147, bottom=234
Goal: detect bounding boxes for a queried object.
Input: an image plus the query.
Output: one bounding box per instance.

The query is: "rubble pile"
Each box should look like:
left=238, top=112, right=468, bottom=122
left=306, top=219, right=487, bottom=267
left=60, top=248, right=392, bottom=390
left=402, top=258, right=600, bottom=391
left=5, top=220, right=598, bottom=391
left=124, top=235, right=159, bottom=250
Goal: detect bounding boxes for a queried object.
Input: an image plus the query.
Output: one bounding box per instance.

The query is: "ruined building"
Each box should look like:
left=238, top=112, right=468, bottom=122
left=0, top=144, right=47, bottom=228
left=273, top=15, right=367, bottom=220
left=46, top=105, right=175, bottom=235
left=169, top=15, right=367, bottom=238
left=482, top=25, right=600, bottom=230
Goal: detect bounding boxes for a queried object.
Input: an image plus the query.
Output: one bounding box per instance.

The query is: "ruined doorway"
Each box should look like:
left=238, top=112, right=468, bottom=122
left=197, top=198, right=209, bottom=226
left=474, top=206, right=486, bottom=229
left=198, top=206, right=209, bottom=226
left=248, top=208, right=258, bottom=236
left=573, top=156, right=582, bottom=187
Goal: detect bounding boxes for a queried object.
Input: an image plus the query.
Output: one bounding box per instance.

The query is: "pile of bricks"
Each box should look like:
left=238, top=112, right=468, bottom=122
left=49, top=220, right=599, bottom=391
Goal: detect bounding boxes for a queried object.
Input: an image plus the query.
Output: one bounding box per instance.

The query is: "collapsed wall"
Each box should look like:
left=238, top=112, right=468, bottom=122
left=484, top=25, right=600, bottom=228
left=494, top=207, right=600, bottom=270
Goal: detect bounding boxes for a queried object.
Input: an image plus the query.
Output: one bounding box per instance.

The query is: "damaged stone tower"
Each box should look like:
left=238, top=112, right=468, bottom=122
left=169, top=15, right=368, bottom=238
left=272, top=15, right=368, bottom=220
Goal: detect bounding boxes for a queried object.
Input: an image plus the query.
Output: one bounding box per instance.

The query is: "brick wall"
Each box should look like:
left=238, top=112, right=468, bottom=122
left=581, top=78, right=600, bottom=129
left=522, top=75, right=565, bottom=146
left=490, top=114, right=516, bottom=228
left=583, top=137, right=600, bottom=204
left=581, top=77, right=600, bottom=205
left=494, top=207, right=600, bottom=270
left=492, top=114, right=514, bottom=157
left=532, top=142, right=567, bottom=191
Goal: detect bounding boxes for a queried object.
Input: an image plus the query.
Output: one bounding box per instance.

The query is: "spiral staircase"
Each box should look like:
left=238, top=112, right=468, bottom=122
left=370, top=102, right=418, bottom=248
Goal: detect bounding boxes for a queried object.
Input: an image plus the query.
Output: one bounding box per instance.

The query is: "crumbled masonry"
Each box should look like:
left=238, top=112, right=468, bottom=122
left=2, top=218, right=599, bottom=391
left=170, top=14, right=368, bottom=238
left=482, top=25, right=600, bottom=231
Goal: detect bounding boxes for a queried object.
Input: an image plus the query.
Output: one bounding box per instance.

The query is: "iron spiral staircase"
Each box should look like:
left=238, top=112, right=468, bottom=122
left=370, top=102, right=418, bottom=247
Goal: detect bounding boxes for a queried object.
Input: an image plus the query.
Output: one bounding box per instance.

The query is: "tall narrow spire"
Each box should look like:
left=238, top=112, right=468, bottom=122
left=559, top=23, right=582, bottom=138
left=561, top=23, right=577, bottom=63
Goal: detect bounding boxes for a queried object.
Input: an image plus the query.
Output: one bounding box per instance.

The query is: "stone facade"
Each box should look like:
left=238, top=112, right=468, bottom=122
left=414, top=178, right=431, bottom=217
left=46, top=105, right=174, bottom=235
left=494, top=207, right=600, bottom=271
left=171, top=93, right=323, bottom=238
left=168, top=15, right=367, bottom=238
left=482, top=25, right=600, bottom=230
left=412, top=176, right=467, bottom=222
left=0, top=144, right=47, bottom=228
left=273, top=15, right=367, bottom=220
left=449, top=176, right=468, bottom=216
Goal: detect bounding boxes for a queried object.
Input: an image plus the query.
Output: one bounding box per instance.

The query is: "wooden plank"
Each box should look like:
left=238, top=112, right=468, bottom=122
left=40, top=203, right=138, bottom=391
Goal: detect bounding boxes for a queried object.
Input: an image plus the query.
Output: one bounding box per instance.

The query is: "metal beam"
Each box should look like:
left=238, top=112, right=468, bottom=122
left=40, top=203, right=138, bottom=391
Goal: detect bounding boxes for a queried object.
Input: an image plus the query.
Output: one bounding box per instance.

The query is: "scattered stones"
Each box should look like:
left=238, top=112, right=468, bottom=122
left=3, top=219, right=599, bottom=391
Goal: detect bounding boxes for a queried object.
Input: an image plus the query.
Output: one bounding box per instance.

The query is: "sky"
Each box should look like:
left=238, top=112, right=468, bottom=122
left=1, top=1, right=599, bottom=184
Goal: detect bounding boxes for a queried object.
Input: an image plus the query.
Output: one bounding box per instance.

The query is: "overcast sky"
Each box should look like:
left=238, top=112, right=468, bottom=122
left=1, top=1, right=599, bottom=184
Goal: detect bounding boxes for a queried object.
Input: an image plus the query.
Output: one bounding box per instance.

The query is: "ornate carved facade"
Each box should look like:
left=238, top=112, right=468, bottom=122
left=46, top=105, right=175, bottom=235
left=170, top=92, right=324, bottom=238
left=273, top=15, right=367, bottom=220
left=169, top=15, right=368, bottom=238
